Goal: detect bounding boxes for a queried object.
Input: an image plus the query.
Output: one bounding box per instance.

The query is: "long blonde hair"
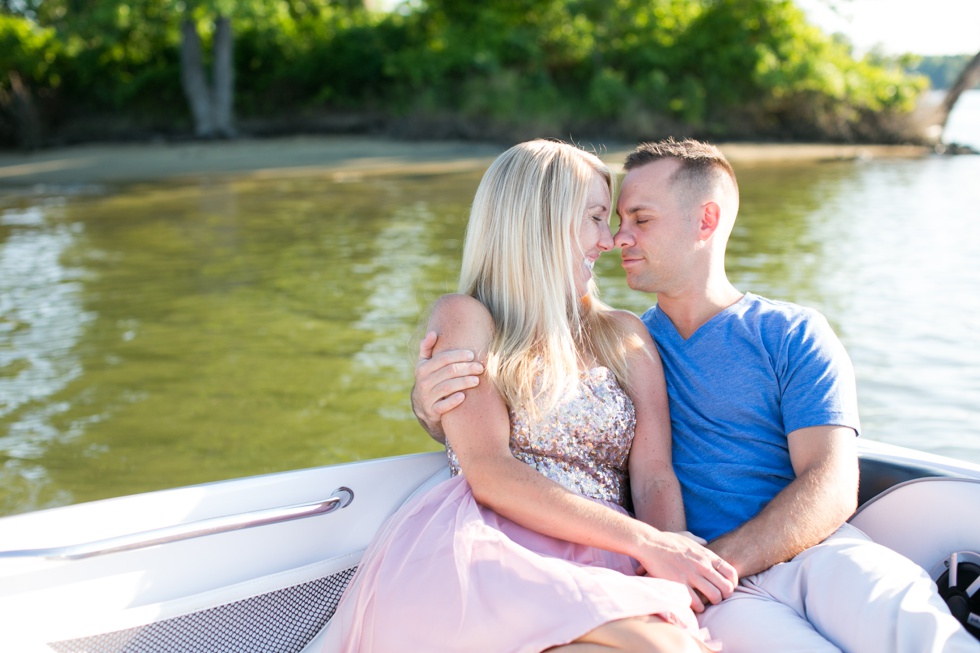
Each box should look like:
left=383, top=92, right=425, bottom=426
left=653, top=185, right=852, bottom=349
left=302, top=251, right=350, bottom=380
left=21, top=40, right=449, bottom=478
left=458, top=139, right=642, bottom=415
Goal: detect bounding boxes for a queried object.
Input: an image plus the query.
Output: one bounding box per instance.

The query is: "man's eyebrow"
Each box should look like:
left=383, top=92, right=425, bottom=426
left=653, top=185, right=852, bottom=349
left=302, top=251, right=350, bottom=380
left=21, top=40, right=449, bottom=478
left=619, top=204, right=650, bottom=216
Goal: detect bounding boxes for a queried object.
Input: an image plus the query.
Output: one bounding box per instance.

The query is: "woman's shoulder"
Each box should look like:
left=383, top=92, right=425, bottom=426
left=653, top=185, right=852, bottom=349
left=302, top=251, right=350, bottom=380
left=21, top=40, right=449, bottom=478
left=428, top=293, right=494, bottom=350
left=601, top=309, right=661, bottom=371
left=605, top=309, right=654, bottom=343
left=430, top=293, right=491, bottom=321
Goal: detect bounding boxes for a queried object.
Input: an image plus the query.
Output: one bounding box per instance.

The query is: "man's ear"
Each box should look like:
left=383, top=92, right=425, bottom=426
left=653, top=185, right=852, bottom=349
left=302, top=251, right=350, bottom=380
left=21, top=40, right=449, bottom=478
left=698, top=201, right=721, bottom=241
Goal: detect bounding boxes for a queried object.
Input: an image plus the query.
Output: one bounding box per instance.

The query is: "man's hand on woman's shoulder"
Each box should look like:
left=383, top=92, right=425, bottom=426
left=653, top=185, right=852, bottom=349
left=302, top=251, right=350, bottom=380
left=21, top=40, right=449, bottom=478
left=412, top=330, right=484, bottom=442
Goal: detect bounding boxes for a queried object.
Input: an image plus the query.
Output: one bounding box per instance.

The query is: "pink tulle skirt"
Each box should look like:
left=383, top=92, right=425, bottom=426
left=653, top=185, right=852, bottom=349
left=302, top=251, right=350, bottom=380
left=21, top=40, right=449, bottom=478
left=323, top=475, right=709, bottom=652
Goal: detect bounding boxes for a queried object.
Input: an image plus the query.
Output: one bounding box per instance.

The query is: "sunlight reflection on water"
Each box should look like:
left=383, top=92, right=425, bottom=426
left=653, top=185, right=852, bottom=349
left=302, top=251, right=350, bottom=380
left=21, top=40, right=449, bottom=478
left=1, top=140, right=979, bottom=515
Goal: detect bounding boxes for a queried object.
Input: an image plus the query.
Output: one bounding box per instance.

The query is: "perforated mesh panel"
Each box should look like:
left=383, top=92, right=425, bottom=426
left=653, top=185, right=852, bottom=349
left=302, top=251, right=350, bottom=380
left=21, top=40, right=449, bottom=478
left=49, top=566, right=357, bottom=653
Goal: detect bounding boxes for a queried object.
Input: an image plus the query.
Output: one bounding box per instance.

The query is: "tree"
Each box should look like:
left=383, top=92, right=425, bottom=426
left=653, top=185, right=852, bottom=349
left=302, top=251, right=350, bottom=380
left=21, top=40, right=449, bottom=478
left=939, top=49, right=980, bottom=137
left=177, top=0, right=366, bottom=138
left=180, top=14, right=235, bottom=138
left=0, top=13, right=58, bottom=149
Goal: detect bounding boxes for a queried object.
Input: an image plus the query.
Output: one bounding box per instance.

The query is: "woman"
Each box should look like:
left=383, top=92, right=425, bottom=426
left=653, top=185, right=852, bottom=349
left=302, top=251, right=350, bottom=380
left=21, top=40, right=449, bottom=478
left=323, top=140, right=736, bottom=652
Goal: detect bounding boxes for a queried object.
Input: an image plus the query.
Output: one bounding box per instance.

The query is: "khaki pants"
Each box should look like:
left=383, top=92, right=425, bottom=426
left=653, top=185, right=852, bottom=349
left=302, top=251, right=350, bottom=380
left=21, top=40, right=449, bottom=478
left=698, top=523, right=980, bottom=653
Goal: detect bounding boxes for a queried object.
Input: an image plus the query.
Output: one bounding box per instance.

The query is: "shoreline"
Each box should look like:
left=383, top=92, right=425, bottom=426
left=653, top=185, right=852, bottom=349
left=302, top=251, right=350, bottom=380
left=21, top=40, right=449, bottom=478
left=0, top=135, right=934, bottom=189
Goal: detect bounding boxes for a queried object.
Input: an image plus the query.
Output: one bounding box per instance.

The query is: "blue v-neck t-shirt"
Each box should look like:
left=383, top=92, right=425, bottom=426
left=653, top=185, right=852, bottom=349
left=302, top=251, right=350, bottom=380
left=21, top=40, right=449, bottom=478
left=641, top=293, right=861, bottom=541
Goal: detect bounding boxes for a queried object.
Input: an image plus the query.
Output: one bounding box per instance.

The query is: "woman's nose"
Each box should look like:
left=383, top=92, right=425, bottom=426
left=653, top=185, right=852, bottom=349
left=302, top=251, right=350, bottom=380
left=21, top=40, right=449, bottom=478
left=598, top=224, right=613, bottom=251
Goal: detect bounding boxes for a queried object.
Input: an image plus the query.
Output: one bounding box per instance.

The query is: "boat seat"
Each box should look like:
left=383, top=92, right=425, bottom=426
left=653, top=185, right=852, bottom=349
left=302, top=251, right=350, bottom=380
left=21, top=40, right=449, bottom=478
left=850, top=477, right=980, bottom=640
left=857, top=451, right=962, bottom=508
left=851, top=477, right=980, bottom=574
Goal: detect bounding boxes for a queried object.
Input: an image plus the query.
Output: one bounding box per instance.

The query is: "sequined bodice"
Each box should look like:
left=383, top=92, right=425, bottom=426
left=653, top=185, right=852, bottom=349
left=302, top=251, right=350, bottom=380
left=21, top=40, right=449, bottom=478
left=447, top=367, right=636, bottom=506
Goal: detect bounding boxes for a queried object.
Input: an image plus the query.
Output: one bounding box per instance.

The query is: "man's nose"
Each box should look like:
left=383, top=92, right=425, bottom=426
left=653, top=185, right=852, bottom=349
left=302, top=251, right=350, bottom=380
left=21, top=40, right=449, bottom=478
left=613, top=224, right=633, bottom=249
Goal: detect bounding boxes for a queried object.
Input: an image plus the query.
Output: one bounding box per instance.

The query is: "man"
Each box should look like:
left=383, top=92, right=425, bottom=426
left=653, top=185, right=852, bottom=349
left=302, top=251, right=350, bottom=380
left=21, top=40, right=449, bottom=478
left=411, top=138, right=978, bottom=652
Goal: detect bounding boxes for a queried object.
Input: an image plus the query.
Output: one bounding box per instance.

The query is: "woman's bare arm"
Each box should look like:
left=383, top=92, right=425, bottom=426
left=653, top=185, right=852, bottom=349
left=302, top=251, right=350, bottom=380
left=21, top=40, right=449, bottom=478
left=615, top=311, right=687, bottom=535
left=432, top=295, right=735, bottom=611
left=411, top=331, right=483, bottom=443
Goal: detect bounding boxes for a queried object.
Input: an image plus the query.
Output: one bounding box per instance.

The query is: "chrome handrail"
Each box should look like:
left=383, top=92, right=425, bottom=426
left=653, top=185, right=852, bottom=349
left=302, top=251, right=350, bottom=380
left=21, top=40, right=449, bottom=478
left=0, top=486, right=354, bottom=561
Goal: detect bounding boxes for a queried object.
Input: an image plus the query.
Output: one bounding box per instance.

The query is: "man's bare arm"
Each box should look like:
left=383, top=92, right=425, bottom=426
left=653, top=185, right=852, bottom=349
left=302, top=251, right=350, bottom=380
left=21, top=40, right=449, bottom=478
left=411, top=330, right=484, bottom=443
left=707, top=426, right=859, bottom=578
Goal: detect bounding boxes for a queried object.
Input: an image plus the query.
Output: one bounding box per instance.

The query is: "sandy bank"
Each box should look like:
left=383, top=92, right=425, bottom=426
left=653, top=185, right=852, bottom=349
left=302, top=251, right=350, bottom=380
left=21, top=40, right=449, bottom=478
left=0, top=136, right=932, bottom=189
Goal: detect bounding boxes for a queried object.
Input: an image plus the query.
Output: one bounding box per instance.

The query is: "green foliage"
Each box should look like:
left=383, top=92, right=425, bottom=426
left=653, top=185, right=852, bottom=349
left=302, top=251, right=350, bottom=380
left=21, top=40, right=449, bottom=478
left=1, top=0, right=936, bottom=145
left=369, top=0, right=927, bottom=140
left=235, top=5, right=393, bottom=112
left=0, top=13, right=61, bottom=86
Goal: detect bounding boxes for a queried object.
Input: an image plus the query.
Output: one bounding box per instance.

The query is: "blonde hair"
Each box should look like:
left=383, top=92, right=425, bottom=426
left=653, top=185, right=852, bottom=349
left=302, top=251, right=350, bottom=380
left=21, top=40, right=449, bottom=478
left=458, top=139, right=642, bottom=415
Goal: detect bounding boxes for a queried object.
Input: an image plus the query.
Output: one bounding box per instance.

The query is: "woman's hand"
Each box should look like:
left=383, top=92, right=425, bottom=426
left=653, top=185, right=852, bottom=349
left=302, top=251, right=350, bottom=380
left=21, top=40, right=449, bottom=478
left=633, top=530, right=738, bottom=613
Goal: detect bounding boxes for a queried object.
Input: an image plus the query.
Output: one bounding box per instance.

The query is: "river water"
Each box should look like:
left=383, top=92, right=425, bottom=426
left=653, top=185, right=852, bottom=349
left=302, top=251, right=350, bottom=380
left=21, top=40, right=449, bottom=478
left=1, top=93, right=979, bottom=516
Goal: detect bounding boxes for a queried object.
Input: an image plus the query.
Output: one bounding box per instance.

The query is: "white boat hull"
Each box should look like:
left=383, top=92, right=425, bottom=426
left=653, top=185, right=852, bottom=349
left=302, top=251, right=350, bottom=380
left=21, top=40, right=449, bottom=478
left=0, top=439, right=978, bottom=651
left=0, top=452, right=449, bottom=652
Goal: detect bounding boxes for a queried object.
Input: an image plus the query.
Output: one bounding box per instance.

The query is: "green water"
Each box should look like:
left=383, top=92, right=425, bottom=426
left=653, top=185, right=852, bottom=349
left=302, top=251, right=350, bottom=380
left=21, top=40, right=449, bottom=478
left=0, top=171, right=480, bottom=513
left=3, top=154, right=980, bottom=516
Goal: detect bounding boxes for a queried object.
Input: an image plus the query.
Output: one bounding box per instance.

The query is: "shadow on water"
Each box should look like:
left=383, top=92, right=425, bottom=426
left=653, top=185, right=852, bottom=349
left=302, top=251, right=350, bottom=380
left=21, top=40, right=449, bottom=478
left=2, top=152, right=980, bottom=516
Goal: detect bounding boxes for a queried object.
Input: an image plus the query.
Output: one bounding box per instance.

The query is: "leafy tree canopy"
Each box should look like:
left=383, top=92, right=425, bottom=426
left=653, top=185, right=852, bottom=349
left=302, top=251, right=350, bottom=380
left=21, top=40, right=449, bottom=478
left=0, top=0, right=936, bottom=146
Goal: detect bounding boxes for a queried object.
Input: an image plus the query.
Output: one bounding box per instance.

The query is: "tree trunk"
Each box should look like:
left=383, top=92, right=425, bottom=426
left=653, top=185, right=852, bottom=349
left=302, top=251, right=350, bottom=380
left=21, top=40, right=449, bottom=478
left=6, top=71, right=42, bottom=150
left=939, top=49, right=980, bottom=138
left=180, top=19, right=215, bottom=138
left=211, top=16, right=235, bottom=138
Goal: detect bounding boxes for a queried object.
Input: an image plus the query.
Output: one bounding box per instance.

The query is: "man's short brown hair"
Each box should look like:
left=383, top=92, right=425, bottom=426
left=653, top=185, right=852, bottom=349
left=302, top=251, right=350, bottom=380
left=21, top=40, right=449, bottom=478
left=624, top=137, right=738, bottom=201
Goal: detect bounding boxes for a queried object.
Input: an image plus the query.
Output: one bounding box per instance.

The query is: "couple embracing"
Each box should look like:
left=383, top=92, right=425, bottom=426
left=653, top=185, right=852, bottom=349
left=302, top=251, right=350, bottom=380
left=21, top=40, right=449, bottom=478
left=324, top=138, right=976, bottom=652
